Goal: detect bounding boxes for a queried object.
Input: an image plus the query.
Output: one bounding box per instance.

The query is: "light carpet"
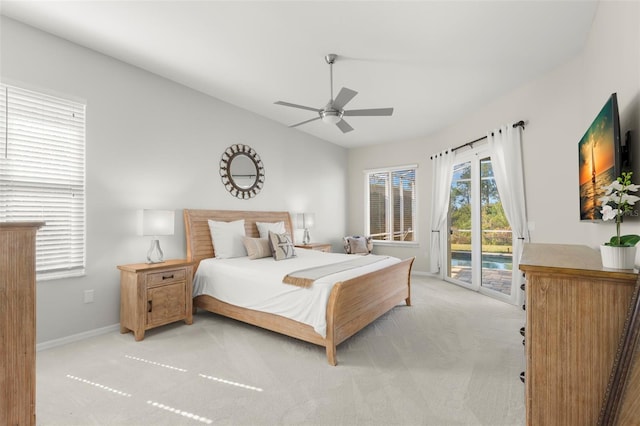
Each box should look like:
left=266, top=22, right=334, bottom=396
left=36, top=275, right=525, bottom=425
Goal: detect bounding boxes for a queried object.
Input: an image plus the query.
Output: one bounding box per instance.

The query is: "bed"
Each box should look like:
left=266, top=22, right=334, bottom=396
left=183, top=209, right=415, bottom=365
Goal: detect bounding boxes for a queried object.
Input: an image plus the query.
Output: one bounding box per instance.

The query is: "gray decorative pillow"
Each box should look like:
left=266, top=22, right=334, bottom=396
left=344, top=236, right=373, bottom=255
left=268, top=231, right=296, bottom=261
left=243, top=237, right=272, bottom=260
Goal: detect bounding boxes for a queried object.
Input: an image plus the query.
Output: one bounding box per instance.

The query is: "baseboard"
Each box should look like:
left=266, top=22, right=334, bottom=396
left=36, top=323, right=120, bottom=352
left=411, top=270, right=440, bottom=278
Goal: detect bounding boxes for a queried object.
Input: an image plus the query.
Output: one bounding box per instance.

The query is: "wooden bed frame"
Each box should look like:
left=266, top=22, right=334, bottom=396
left=183, top=209, right=414, bottom=365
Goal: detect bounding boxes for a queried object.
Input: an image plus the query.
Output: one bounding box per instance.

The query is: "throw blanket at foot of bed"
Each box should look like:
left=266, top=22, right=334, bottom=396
left=283, top=255, right=390, bottom=288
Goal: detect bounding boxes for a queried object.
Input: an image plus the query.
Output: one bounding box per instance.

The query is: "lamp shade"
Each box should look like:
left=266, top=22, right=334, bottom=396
left=303, top=213, right=315, bottom=228
left=296, top=213, right=315, bottom=229
left=137, top=209, right=175, bottom=236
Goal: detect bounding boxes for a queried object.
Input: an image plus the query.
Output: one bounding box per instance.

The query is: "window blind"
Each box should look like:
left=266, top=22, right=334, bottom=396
left=366, top=167, right=416, bottom=242
left=0, top=84, right=86, bottom=279
left=368, top=172, right=388, bottom=239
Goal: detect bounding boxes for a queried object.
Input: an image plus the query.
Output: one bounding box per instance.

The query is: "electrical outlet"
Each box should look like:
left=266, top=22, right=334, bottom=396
left=83, top=289, right=94, bottom=303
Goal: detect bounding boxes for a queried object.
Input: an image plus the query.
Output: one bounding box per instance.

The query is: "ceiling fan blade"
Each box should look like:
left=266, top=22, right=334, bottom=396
left=289, top=116, right=321, bottom=128
left=343, top=107, right=394, bottom=117
left=275, top=101, right=321, bottom=113
left=332, top=87, right=358, bottom=110
left=336, top=119, right=354, bottom=133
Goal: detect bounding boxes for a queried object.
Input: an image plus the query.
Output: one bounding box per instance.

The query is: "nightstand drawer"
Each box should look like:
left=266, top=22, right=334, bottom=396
left=147, top=268, right=186, bottom=287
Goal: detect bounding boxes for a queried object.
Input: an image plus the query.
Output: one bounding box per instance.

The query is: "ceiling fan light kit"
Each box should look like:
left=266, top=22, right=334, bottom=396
left=320, top=110, right=342, bottom=124
left=275, top=53, right=393, bottom=133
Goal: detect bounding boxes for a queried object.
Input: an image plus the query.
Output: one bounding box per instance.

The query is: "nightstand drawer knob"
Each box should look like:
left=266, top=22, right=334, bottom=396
left=162, top=274, right=174, bottom=280
left=148, top=300, right=153, bottom=313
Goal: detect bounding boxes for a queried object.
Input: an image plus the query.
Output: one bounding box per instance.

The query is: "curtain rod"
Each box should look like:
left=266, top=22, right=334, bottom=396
left=430, top=120, right=526, bottom=159
left=452, top=120, right=526, bottom=153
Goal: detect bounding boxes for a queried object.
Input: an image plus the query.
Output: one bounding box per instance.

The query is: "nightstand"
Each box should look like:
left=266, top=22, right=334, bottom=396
left=295, top=243, right=332, bottom=253
left=117, top=259, right=194, bottom=341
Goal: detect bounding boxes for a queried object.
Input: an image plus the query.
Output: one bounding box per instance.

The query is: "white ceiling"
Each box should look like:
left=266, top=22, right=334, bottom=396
left=1, top=1, right=598, bottom=148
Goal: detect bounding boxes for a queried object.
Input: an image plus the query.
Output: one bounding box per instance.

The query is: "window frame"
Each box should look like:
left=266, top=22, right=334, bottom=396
left=0, top=83, right=87, bottom=281
left=364, top=164, right=418, bottom=247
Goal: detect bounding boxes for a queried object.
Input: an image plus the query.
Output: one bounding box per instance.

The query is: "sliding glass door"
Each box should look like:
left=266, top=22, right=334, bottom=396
left=448, top=160, right=473, bottom=286
left=446, top=149, right=514, bottom=302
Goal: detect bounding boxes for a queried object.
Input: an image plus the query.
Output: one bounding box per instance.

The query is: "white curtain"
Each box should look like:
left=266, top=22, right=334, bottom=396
left=487, top=125, right=529, bottom=302
left=429, top=149, right=454, bottom=274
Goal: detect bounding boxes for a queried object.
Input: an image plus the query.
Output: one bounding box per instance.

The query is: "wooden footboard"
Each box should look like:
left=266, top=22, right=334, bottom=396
left=325, top=257, right=414, bottom=365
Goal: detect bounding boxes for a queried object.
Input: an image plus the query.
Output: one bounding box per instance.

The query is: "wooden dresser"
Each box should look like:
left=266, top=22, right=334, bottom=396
left=519, top=243, right=638, bottom=426
left=1, top=222, right=43, bottom=426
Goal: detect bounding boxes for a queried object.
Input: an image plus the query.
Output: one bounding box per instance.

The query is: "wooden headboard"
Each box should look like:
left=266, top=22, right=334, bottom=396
left=183, top=209, right=294, bottom=270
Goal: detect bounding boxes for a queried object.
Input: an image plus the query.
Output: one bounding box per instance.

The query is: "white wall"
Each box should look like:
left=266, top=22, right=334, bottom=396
left=348, top=1, right=640, bottom=274
left=1, top=17, right=348, bottom=344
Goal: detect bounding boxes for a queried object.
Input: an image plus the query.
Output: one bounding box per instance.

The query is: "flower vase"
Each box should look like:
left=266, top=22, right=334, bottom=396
left=600, top=245, right=637, bottom=270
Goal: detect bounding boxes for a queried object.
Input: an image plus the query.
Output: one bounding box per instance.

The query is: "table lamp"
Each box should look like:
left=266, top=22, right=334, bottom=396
left=296, top=212, right=315, bottom=245
left=137, top=209, right=175, bottom=263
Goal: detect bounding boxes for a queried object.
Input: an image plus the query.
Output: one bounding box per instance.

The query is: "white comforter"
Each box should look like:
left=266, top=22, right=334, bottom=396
left=192, top=249, right=400, bottom=337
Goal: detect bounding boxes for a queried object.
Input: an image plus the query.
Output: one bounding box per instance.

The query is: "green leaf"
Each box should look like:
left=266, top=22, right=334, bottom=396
left=607, top=234, right=640, bottom=247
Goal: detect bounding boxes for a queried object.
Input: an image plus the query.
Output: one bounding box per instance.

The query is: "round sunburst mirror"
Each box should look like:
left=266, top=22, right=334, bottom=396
left=219, top=144, right=265, bottom=199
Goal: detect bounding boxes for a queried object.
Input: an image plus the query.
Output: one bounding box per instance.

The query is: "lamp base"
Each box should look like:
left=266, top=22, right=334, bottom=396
left=303, top=229, right=311, bottom=245
left=146, top=238, right=164, bottom=264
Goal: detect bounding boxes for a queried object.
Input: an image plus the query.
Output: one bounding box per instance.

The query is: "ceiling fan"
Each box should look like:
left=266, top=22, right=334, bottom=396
left=274, top=54, right=394, bottom=133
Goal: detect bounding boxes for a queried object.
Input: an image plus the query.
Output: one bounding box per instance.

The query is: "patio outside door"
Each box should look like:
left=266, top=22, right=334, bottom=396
left=445, top=149, right=514, bottom=303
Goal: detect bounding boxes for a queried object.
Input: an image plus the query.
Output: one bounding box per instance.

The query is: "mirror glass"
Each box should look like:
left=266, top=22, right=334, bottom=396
left=230, top=154, right=258, bottom=189
left=219, top=144, right=265, bottom=199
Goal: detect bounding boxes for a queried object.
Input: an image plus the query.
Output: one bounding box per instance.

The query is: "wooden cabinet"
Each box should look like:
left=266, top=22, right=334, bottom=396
left=118, top=259, right=194, bottom=341
left=519, top=243, right=638, bottom=426
left=1, top=222, right=43, bottom=426
left=295, top=243, right=332, bottom=253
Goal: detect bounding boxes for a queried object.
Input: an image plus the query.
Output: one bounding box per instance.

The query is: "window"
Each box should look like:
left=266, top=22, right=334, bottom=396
left=0, top=84, right=86, bottom=280
left=365, top=166, right=417, bottom=242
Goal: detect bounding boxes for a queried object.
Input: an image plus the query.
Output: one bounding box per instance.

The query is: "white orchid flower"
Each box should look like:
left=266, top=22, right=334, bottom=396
left=601, top=204, right=618, bottom=221
left=599, top=195, right=613, bottom=205
left=605, top=180, right=624, bottom=195
left=625, top=183, right=640, bottom=192
left=621, top=194, right=640, bottom=205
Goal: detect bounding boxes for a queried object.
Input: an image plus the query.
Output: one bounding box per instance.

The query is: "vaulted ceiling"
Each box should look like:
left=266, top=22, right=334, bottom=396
left=1, top=1, right=598, bottom=147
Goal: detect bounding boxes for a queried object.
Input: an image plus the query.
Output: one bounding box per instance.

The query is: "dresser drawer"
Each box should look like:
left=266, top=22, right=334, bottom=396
left=147, top=268, right=186, bottom=287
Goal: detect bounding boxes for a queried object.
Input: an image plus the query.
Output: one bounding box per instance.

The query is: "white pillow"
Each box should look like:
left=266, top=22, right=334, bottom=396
left=208, top=219, right=247, bottom=259
left=256, top=221, right=286, bottom=239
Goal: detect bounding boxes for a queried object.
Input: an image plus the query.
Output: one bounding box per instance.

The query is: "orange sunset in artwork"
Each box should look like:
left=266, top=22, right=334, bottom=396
left=579, top=96, right=617, bottom=221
